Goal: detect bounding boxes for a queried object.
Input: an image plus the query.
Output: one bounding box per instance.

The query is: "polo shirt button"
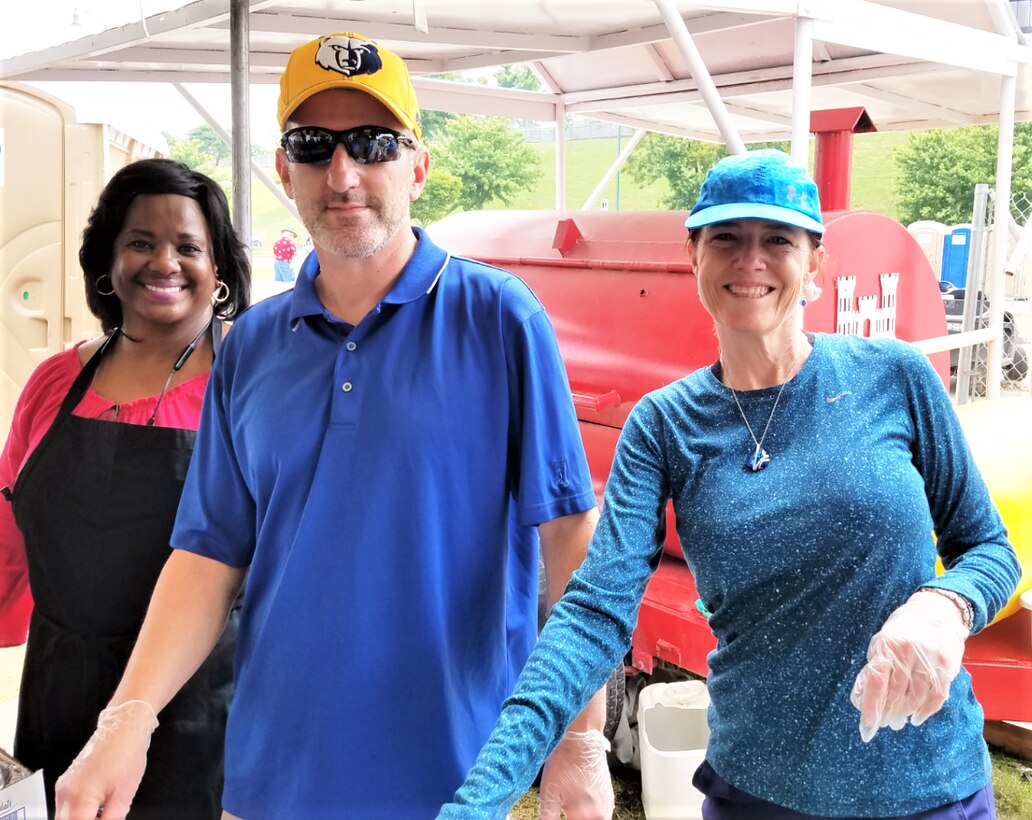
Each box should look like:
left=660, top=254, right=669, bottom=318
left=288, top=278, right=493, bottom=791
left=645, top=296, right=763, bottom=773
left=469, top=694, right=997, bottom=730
left=342, top=381, right=353, bottom=392
left=346, top=341, right=357, bottom=351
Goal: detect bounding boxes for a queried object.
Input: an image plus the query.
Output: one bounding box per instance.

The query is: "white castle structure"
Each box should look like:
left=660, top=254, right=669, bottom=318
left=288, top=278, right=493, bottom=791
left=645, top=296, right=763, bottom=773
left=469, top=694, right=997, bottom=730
left=836, top=273, right=900, bottom=338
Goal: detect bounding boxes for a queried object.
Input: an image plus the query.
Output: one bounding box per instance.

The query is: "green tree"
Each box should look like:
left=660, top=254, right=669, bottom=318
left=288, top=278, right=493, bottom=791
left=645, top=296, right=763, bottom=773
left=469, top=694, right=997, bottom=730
left=626, top=135, right=729, bottom=210
left=496, top=64, right=541, bottom=91
left=419, top=72, right=470, bottom=145
left=411, top=167, right=463, bottom=225
left=894, top=124, right=1032, bottom=225
left=166, top=135, right=214, bottom=173
left=433, top=115, right=541, bottom=211
left=420, top=110, right=457, bottom=144
left=187, top=124, right=230, bottom=166
left=495, top=64, right=543, bottom=129
left=626, top=136, right=791, bottom=211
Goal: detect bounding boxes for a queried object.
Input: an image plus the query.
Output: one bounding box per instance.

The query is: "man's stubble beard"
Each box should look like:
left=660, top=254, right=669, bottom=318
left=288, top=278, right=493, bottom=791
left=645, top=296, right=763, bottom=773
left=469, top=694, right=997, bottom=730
left=299, top=194, right=410, bottom=260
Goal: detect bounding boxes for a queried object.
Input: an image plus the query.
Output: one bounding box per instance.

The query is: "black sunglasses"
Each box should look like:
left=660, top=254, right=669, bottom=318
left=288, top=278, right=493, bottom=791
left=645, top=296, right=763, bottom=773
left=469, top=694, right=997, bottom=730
left=280, top=125, right=418, bottom=165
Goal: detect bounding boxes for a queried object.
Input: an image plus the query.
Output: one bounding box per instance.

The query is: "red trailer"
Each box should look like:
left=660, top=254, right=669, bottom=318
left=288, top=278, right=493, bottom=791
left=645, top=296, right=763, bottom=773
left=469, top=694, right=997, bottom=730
left=427, top=122, right=1032, bottom=723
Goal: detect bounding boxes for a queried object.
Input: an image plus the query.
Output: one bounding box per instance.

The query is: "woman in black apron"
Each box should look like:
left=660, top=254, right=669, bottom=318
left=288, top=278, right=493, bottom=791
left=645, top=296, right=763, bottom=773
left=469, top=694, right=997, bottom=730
left=0, top=158, right=250, bottom=817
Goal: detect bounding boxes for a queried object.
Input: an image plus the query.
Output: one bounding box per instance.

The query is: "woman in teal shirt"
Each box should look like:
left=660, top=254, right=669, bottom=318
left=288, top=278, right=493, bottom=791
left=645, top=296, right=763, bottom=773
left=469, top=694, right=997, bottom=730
left=438, top=150, right=1019, bottom=819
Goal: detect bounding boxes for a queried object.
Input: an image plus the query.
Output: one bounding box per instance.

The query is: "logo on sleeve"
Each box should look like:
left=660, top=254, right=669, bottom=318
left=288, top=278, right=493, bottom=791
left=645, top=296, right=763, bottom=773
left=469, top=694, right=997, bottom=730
left=552, top=458, right=570, bottom=489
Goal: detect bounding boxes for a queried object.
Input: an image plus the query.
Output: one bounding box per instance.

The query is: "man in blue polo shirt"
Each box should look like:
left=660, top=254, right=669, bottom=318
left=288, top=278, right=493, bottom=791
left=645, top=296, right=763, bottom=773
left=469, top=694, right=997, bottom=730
left=55, top=30, right=614, bottom=820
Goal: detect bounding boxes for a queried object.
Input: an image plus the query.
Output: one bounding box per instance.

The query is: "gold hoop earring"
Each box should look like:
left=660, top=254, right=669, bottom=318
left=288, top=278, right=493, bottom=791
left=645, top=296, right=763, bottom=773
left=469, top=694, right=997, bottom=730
left=211, top=279, right=230, bottom=307
left=95, top=274, right=116, bottom=296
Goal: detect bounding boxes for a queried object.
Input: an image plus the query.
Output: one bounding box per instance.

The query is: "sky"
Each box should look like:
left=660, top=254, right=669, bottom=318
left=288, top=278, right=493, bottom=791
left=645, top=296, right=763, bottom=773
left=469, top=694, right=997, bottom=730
left=21, top=81, right=284, bottom=154
left=1, top=1, right=283, bottom=153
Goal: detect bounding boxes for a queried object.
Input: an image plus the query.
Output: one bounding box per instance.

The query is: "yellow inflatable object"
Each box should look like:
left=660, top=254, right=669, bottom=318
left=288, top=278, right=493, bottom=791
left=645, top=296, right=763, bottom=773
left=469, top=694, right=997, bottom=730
left=937, top=397, right=1032, bottom=623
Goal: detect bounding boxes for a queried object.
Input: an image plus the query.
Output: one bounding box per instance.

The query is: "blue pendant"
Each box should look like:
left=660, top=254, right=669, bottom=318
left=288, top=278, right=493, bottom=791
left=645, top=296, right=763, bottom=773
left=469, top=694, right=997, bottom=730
left=747, top=445, right=770, bottom=472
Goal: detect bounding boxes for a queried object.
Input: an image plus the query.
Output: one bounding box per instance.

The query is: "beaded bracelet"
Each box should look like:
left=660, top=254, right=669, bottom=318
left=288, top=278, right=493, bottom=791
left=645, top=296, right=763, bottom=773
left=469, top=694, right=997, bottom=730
left=922, top=587, right=975, bottom=633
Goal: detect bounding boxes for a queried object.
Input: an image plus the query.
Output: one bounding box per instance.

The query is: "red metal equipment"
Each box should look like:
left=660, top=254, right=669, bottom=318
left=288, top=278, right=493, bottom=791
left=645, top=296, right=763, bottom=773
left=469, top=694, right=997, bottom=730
left=428, top=203, right=1032, bottom=721
left=810, top=107, right=878, bottom=213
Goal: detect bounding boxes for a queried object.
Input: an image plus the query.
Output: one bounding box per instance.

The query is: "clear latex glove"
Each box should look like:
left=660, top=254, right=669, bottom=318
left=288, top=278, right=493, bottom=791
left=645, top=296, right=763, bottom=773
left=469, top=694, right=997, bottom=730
left=55, top=700, right=159, bottom=820
left=850, top=590, right=969, bottom=743
left=537, top=730, right=614, bottom=820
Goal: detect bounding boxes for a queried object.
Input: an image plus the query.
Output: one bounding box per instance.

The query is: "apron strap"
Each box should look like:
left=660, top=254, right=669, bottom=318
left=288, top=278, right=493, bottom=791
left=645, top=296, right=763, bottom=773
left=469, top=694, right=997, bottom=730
left=56, top=330, right=121, bottom=420
left=60, top=319, right=221, bottom=421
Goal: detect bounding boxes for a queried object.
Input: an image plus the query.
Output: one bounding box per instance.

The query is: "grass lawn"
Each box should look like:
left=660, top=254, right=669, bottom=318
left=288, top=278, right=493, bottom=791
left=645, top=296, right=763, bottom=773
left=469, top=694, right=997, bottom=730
left=498, top=137, right=670, bottom=212
left=849, top=130, right=911, bottom=217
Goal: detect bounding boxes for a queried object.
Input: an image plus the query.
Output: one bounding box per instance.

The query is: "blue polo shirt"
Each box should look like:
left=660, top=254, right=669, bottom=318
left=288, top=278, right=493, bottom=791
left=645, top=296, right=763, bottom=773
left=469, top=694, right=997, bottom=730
left=171, top=228, right=595, bottom=818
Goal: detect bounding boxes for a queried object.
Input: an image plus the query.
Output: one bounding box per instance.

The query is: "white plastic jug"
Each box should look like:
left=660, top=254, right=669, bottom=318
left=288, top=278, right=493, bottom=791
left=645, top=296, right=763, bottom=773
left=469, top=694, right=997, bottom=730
left=637, top=680, right=710, bottom=820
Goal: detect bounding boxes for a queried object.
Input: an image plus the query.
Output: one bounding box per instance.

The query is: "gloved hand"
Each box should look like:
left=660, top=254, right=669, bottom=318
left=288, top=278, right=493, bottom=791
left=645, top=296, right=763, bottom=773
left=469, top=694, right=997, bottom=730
left=537, top=729, right=614, bottom=820
left=850, top=589, right=969, bottom=743
left=55, top=699, right=159, bottom=820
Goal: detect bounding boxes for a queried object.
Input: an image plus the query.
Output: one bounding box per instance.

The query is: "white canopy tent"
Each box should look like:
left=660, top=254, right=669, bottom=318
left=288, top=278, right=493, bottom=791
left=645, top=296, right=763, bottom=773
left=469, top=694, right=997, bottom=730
left=2, top=0, right=1030, bottom=394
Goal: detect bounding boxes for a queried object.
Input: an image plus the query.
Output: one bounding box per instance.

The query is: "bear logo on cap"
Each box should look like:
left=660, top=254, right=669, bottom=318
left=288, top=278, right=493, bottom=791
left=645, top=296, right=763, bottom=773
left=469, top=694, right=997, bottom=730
left=315, top=35, right=383, bottom=77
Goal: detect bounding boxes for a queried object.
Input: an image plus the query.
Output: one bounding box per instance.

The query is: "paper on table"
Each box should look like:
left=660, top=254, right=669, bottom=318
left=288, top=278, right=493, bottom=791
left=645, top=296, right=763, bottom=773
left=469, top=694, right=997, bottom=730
left=0, top=769, right=47, bottom=819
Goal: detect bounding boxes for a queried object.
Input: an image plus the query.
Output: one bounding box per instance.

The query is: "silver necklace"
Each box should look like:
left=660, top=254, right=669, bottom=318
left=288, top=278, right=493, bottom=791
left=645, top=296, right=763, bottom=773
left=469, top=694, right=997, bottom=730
left=729, top=379, right=788, bottom=472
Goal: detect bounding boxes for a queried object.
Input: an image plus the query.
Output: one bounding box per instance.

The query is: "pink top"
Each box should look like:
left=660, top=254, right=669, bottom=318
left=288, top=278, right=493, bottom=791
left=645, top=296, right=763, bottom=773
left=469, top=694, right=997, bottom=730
left=0, top=342, right=210, bottom=644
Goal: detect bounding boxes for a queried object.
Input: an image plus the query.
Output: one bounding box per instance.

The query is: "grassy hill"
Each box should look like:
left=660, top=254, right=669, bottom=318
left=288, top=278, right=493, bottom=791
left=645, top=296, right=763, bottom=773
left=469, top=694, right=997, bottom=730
left=849, top=130, right=911, bottom=215
left=250, top=129, right=912, bottom=250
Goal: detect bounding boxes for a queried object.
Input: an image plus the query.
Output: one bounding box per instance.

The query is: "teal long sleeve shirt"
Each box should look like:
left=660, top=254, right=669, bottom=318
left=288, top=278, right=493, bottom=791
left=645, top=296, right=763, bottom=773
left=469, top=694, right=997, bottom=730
left=438, top=333, right=1019, bottom=818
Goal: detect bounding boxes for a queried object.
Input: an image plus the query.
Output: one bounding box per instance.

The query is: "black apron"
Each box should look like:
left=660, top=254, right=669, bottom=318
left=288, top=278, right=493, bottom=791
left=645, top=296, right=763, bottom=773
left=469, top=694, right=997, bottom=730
left=7, top=330, right=236, bottom=819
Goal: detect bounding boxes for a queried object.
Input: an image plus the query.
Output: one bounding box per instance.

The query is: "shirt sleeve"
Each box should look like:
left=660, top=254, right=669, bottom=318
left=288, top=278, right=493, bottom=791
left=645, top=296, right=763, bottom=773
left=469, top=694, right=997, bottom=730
left=502, top=284, right=596, bottom=526
left=0, top=350, right=81, bottom=644
left=900, top=343, right=1020, bottom=631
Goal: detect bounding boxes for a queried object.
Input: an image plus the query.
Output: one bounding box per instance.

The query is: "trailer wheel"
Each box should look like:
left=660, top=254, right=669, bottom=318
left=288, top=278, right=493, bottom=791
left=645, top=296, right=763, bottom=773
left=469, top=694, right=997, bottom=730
left=603, top=665, right=625, bottom=742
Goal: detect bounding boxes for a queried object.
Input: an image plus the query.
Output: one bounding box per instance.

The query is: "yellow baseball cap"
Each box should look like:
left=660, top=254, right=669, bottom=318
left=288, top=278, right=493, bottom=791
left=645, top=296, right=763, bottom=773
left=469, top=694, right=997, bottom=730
left=278, top=32, right=422, bottom=138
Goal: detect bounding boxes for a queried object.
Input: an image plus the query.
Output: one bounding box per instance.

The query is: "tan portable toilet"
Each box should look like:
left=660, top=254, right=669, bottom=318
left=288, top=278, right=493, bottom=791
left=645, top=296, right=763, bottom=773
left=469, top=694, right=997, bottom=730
left=907, top=220, right=948, bottom=283
left=0, top=82, right=161, bottom=435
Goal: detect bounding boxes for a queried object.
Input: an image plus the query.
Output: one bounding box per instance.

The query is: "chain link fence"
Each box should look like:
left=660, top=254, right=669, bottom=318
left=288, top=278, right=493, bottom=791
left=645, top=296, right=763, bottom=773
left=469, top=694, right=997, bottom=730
left=956, top=187, right=1030, bottom=398
left=1005, top=190, right=1032, bottom=391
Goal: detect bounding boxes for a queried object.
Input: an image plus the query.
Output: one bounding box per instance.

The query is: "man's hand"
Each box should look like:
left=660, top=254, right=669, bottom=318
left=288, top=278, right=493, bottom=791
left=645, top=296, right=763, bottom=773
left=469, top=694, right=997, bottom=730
left=55, top=700, right=158, bottom=820
left=537, top=730, right=614, bottom=820
left=850, top=589, right=969, bottom=742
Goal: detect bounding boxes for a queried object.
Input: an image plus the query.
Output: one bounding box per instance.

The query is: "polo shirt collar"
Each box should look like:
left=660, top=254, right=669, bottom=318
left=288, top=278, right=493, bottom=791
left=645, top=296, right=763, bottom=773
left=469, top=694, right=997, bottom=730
left=289, top=227, right=449, bottom=326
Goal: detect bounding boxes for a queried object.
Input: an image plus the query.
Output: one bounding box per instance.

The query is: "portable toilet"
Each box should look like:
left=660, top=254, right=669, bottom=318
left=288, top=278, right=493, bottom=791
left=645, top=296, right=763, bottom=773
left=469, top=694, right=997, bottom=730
left=907, top=220, right=947, bottom=284
left=0, top=81, right=161, bottom=435
left=941, top=224, right=973, bottom=288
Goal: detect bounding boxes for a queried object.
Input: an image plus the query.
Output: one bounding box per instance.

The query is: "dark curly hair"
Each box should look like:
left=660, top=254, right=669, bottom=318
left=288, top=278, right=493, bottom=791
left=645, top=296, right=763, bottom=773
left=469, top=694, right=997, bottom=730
left=80, top=158, right=251, bottom=332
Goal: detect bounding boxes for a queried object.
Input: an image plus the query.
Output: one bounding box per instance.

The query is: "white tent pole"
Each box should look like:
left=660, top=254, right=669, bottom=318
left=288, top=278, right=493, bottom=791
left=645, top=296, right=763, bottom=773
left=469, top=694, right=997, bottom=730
left=230, top=0, right=251, bottom=248
left=791, top=15, right=814, bottom=167
left=652, top=0, right=745, bottom=154
left=581, top=129, right=646, bottom=210
left=986, top=73, right=1016, bottom=399
left=555, top=99, right=567, bottom=210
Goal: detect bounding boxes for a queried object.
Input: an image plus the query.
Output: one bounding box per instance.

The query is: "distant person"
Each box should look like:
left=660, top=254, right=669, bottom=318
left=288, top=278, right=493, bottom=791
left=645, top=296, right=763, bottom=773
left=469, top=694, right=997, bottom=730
left=272, top=227, right=298, bottom=281
left=438, top=150, right=1020, bottom=819
left=54, top=31, right=612, bottom=820
left=0, top=157, right=250, bottom=818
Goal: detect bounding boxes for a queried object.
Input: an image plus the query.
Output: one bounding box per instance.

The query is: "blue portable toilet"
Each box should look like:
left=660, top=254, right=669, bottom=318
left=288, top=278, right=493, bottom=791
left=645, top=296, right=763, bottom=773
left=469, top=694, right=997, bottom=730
left=941, top=225, right=972, bottom=288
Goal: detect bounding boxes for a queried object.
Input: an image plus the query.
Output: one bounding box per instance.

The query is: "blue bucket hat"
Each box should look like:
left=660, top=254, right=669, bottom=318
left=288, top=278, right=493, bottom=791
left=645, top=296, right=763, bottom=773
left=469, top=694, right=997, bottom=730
left=684, top=149, right=824, bottom=235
